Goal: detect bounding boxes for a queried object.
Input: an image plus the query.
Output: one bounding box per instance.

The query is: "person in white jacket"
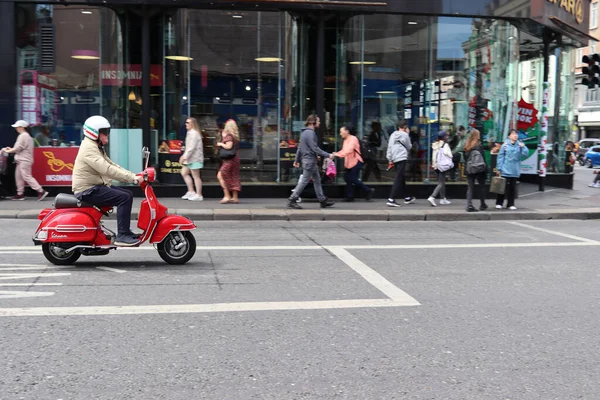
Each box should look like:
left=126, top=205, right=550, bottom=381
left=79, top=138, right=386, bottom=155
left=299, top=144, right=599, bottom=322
left=385, top=120, right=416, bottom=207
left=428, top=131, right=453, bottom=207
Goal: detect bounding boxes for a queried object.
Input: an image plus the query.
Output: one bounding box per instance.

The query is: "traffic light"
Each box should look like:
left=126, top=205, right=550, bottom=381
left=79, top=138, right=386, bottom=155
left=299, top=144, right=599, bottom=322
left=582, top=53, right=600, bottom=88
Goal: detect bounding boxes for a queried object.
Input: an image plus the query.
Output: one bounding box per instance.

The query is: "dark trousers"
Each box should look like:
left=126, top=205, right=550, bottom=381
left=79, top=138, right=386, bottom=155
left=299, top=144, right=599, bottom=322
left=362, top=158, right=381, bottom=181
left=344, top=161, right=371, bottom=199
left=389, top=160, right=409, bottom=201
left=496, top=177, right=517, bottom=208
left=78, top=185, right=134, bottom=235
left=467, top=172, right=486, bottom=207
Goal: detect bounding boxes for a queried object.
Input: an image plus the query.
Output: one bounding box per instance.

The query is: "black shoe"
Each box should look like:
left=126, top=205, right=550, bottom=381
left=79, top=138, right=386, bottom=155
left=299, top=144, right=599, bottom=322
left=342, top=198, right=355, bottom=202
left=287, top=200, right=302, bottom=210
left=115, top=234, right=141, bottom=247
left=466, top=205, right=478, bottom=212
left=480, top=203, right=488, bottom=211
left=126, top=230, right=141, bottom=239
left=320, top=199, right=335, bottom=208
left=365, top=188, right=374, bottom=201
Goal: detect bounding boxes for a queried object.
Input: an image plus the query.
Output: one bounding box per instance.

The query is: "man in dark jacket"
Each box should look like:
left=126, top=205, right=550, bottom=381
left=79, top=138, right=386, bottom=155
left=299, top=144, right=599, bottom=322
left=363, top=121, right=382, bottom=181
left=287, top=114, right=335, bottom=209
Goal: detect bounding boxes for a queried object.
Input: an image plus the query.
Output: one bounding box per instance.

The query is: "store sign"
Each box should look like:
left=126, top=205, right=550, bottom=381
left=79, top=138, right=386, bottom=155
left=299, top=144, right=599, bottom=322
left=101, top=64, right=163, bottom=86
left=546, top=0, right=584, bottom=24
left=32, top=148, right=78, bottom=186
left=517, top=98, right=539, bottom=131
left=468, top=97, right=492, bottom=128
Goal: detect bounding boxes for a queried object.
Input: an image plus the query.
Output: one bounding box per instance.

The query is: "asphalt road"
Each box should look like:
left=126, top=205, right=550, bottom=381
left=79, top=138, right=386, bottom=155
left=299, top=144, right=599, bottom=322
left=1, top=220, right=599, bottom=399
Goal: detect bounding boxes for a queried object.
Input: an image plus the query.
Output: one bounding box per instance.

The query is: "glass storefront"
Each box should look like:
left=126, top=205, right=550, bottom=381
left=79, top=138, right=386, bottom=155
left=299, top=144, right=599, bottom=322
left=13, top=3, right=578, bottom=187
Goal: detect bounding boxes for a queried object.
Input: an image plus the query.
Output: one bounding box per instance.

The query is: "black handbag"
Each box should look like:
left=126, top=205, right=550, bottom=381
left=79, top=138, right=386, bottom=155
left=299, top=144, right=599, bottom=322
left=219, top=147, right=236, bottom=160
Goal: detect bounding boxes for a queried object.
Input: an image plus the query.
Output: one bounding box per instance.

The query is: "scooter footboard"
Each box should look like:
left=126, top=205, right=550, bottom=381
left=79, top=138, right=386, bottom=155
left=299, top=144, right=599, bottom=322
left=149, top=215, right=196, bottom=244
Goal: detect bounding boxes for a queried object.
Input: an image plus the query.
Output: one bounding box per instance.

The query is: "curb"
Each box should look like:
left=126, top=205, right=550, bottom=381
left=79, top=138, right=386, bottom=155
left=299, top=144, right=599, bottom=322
left=8, top=208, right=600, bottom=222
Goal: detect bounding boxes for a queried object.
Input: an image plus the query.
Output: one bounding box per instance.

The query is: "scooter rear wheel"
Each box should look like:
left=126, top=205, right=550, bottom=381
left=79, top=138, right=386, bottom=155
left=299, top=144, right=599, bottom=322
left=157, top=231, right=196, bottom=265
left=42, top=243, right=81, bottom=265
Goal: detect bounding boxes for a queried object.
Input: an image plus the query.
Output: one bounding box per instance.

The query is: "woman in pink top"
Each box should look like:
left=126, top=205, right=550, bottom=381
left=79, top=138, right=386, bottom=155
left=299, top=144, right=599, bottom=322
left=332, top=126, right=374, bottom=202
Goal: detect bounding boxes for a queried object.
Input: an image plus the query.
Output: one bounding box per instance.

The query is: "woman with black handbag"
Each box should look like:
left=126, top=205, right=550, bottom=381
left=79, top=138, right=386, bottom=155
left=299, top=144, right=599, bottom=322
left=216, top=119, right=241, bottom=204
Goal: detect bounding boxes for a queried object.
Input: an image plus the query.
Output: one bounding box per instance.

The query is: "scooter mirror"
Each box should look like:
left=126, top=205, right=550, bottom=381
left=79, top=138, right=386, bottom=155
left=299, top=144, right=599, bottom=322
left=142, top=146, right=150, bottom=170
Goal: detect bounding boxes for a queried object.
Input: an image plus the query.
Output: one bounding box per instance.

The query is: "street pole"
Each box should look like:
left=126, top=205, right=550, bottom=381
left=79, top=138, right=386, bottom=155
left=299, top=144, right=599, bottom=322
left=539, top=28, right=552, bottom=192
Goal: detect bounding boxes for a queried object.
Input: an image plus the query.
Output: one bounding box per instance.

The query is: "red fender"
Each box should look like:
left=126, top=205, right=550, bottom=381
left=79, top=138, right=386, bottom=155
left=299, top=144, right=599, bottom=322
left=149, top=215, right=196, bottom=244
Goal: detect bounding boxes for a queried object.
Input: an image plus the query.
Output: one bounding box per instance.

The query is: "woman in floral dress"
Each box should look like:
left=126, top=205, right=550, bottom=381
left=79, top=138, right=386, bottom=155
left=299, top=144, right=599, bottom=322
left=216, top=119, right=241, bottom=204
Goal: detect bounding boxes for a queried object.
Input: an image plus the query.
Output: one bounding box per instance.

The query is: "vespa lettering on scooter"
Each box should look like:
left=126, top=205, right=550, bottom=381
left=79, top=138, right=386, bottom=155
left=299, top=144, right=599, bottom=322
left=33, top=147, right=197, bottom=266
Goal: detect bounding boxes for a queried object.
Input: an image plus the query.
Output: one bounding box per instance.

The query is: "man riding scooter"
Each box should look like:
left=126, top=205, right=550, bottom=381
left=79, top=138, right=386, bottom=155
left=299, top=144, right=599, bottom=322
left=72, top=116, right=144, bottom=247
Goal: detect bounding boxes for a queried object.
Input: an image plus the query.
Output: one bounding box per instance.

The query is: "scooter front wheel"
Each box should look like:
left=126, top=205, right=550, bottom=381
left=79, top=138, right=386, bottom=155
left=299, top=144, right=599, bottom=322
left=157, top=231, right=196, bottom=265
left=42, top=243, right=81, bottom=265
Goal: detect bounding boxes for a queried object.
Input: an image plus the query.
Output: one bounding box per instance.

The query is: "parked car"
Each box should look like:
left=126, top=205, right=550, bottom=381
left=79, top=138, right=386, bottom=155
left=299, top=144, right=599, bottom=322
left=578, top=138, right=600, bottom=165
left=584, top=145, right=600, bottom=168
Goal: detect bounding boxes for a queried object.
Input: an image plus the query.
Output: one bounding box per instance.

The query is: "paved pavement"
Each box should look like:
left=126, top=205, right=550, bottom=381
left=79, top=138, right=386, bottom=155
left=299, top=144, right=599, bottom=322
left=1, top=219, right=599, bottom=399
left=2, top=165, right=599, bottom=221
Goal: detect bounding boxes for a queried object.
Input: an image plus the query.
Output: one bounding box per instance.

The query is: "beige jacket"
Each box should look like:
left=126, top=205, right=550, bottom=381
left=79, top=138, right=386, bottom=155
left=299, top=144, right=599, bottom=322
left=182, top=129, right=204, bottom=164
left=13, top=132, right=35, bottom=164
left=72, top=137, right=136, bottom=194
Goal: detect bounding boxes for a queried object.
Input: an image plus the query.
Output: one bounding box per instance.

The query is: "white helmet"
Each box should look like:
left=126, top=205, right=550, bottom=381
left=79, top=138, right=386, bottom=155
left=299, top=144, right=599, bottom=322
left=83, top=116, right=110, bottom=141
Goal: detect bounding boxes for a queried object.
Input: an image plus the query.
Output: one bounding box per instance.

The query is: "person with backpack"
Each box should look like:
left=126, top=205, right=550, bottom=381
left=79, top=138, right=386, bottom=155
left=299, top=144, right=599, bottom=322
left=385, top=120, right=415, bottom=207
left=495, top=129, right=529, bottom=210
left=463, top=129, right=488, bottom=212
left=427, top=131, right=453, bottom=207
left=331, top=126, right=374, bottom=202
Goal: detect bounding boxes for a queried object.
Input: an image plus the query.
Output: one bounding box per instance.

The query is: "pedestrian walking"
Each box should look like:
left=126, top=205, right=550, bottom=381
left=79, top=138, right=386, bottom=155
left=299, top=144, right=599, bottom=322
left=427, top=131, right=453, bottom=207
left=495, top=129, right=528, bottom=210
left=216, top=119, right=241, bottom=204
left=287, top=114, right=335, bottom=209
left=2, top=120, right=48, bottom=201
left=588, top=170, right=600, bottom=188
left=385, top=120, right=415, bottom=207
left=362, top=121, right=382, bottom=181
left=180, top=117, right=204, bottom=201
left=332, top=126, right=374, bottom=202
left=463, top=129, right=488, bottom=212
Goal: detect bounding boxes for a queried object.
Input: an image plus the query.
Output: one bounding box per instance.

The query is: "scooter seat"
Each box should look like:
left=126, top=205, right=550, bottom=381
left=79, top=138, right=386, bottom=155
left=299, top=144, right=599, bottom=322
left=53, top=193, right=94, bottom=209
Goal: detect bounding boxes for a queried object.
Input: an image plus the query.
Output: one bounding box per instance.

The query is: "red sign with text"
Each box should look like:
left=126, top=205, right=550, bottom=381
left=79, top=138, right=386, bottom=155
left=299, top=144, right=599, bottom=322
left=517, top=98, right=539, bottom=131
left=32, top=147, right=78, bottom=186
left=101, top=64, right=163, bottom=86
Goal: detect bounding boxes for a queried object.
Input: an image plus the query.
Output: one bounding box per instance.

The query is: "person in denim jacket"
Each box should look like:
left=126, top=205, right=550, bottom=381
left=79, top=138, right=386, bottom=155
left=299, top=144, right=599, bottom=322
left=495, top=129, right=529, bottom=210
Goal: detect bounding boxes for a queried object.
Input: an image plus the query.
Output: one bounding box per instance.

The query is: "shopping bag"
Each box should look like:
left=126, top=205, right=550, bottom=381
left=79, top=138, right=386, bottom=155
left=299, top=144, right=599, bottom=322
left=490, top=176, right=506, bottom=195
left=326, top=159, right=337, bottom=179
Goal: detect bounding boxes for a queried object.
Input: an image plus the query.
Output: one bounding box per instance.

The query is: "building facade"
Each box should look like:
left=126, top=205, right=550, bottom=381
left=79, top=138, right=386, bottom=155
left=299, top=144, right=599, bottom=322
left=575, top=0, right=600, bottom=140
left=0, top=0, right=590, bottom=193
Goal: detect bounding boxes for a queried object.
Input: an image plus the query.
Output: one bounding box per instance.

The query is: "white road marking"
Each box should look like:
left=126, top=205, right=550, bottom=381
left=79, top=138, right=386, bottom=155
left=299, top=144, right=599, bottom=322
left=0, top=251, right=43, bottom=255
left=0, top=283, right=62, bottom=287
left=96, top=267, right=127, bottom=274
left=518, top=189, right=558, bottom=197
left=0, top=291, right=56, bottom=299
left=0, top=299, right=415, bottom=317
left=340, top=242, right=597, bottom=249
left=507, top=221, right=599, bottom=243
left=0, top=264, right=54, bottom=268
left=328, top=247, right=420, bottom=304
left=0, top=266, right=63, bottom=271
left=0, top=242, right=599, bottom=254
left=0, top=272, right=71, bottom=281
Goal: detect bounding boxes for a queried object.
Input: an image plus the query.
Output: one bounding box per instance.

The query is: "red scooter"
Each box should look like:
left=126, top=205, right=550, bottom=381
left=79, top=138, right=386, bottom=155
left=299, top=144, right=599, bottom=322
left=33, top=147, right=197, bottom=265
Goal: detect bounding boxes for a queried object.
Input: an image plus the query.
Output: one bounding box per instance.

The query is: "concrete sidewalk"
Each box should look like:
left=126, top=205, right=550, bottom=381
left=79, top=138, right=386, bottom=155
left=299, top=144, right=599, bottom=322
left=2, top=166, right=599, bottom=222
left=2, top=187, right=600, bottom=221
